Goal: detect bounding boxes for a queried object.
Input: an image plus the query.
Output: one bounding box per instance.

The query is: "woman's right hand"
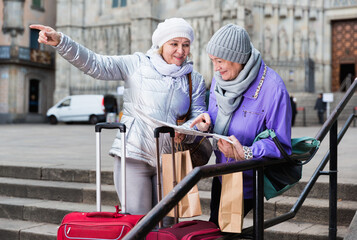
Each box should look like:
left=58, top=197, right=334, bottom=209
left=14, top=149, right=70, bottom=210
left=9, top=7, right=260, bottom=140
left=29, top=24, right=61, bottom=46
left=190, top=113, right=211, bottom=132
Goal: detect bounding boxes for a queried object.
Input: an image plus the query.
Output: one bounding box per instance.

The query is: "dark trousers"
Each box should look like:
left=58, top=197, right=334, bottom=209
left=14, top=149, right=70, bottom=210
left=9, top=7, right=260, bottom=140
left=209, top=176, right=254, bottom=227
left=291, top=114, right=296, bottom=126
left=318, top=110, right=325, bottom=124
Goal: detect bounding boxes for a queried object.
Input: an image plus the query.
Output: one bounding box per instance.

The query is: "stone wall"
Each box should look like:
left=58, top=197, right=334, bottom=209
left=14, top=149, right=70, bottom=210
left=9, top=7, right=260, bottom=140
left=0, top=0, right=56, bottom=123
left=54, top=0, right=357, bottom=103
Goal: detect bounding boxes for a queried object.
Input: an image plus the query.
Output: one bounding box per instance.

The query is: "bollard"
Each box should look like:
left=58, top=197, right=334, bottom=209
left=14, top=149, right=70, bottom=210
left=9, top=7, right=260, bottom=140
left=297, top=107, right=306, bottom=126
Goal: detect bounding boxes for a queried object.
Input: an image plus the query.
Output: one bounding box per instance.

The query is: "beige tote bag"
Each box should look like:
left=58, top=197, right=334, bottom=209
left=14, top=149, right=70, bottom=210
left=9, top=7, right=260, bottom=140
left=218, top=171, right=244, bottom=233
left=162, top=150, right=202, bottom=218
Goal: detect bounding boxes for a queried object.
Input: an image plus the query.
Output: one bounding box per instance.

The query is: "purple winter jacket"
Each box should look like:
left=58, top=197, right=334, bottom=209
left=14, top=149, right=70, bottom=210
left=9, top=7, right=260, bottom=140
left=207, top=61, right=292, bottom=199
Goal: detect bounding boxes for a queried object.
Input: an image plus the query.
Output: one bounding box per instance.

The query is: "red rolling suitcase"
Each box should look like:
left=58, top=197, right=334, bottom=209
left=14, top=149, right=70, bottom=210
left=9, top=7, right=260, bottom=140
left=146, top=220, right=223, bottom=240
left=57, top=123, right=144, bottom=240
left=146, top=126, right=224, bottom=240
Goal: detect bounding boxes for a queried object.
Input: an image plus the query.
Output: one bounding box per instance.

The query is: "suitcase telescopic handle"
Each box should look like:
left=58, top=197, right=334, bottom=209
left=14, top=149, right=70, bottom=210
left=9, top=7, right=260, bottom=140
left=154, top=126, right=175, bottom=138
left=95, top=122, right=126, bottom=212
left=154, top=126, right=178, bottom=226
left=95, top=122, right=126, bottom=133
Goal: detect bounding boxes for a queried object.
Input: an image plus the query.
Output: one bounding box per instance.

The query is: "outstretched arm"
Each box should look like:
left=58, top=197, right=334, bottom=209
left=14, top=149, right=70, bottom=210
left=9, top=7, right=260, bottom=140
left=29, top=24, right=139, bottom=81
left=29, top=24, right=61, bottom=46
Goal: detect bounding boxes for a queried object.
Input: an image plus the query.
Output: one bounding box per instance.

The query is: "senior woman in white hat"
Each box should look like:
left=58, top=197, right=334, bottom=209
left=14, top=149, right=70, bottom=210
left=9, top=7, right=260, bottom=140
left=30, top=18, right=207, bottom=217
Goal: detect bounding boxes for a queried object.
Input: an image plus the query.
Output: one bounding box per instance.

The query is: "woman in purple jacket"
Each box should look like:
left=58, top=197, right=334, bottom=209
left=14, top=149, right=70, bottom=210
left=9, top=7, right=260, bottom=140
left=190, top=24, right=292, bottom=226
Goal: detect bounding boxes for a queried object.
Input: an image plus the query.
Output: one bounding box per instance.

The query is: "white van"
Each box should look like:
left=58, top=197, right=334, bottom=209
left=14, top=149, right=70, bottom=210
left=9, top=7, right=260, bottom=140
left=46, top=95, right=106, bottom=124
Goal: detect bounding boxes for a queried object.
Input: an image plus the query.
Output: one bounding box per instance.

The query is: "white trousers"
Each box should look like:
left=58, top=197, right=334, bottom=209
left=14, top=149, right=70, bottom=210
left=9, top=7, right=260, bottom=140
left=113, top=156, right=175, bottom=227
left=113, top=156, right=157, bottom=215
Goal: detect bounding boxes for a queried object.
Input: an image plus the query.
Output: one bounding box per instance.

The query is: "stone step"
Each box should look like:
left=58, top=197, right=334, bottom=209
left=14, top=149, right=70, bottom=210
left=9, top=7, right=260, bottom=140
left=0, top=177, right=207, bottom=213
left=198, top=190, right=211, bottom=216
left=0, top=192, right=209, bottom=225
left=260, top=195, right=357, bottom=226
left=2, top=165, right=356, bottom=202
left=0, top=177, right=119, bottom=205
left=0, top=167, right=355, bottom=238
left=0, top=195, right=116, bottom=225
left=283, top=180, right=357, bottom=201
left=0, top=189, right=348, bottom=229
left=0, top=165, right=113, bottom=184
left=0, top=175, right=356, bottom=226
left=0, top=216, right=348, bottom=240
left=199, top=177, right=357, bottom=202
left=3, top=164, right=357, bottom=201
left=194, top=216, right=348, bottom=239
left=197, top=177, right=212, bottom=191
left=199, top=190, right=357, bottom=227
left=0, top=218, right=57, bottom=240
left=243, top=218, right=349, bottom=240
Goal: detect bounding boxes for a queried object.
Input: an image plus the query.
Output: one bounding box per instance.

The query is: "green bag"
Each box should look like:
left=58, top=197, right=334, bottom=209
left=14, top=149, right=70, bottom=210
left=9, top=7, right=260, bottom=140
left=253, top=129, right=320, bottom=200
left=291, top=137, right=320, bottom=155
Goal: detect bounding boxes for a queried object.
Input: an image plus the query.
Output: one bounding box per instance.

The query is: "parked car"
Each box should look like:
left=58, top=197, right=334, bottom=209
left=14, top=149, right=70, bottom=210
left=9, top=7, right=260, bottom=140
left=46, top=95, right=106, bottom=124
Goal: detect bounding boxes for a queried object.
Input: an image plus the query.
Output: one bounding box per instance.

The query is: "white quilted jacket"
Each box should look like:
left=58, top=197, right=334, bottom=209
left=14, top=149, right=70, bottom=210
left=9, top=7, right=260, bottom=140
left=56, top=34, right=207, bottom=167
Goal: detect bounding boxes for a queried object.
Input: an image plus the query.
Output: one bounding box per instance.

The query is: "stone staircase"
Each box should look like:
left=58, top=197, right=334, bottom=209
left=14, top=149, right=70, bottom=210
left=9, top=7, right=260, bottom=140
left=198, top=178, right=355, bottom=239
left=292, top=92, right=357, bottom=126
left=0, top=166, right=118, bottom=239
left=0, top=164, right=356, bottom=239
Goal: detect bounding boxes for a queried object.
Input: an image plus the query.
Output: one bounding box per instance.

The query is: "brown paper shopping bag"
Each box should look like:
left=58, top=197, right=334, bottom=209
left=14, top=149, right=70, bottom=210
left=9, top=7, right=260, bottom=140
left=218, top=171, right=244, bottom=233
left=162, top=150, right=202, bottom=218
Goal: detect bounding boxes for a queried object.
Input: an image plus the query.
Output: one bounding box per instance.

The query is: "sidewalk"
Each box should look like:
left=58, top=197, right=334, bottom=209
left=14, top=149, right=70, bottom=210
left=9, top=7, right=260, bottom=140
left=0, top=123, right=356, bottom=184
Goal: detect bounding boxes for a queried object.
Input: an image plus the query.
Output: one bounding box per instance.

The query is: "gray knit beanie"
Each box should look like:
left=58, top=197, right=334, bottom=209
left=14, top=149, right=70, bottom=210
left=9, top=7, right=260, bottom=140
left=206, top=24, right=251, bottom=64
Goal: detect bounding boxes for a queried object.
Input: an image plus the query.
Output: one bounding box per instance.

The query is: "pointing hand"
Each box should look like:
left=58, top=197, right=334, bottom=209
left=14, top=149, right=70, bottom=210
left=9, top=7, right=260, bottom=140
left=190, top=113, right=211, bottom=132
left=29, top=24, right=61, bottom=46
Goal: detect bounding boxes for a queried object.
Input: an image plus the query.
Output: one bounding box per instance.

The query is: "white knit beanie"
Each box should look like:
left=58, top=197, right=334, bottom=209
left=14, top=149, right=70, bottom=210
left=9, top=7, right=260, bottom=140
left=152, top=18, right=194, bottom=48
left=206, top=24, right=252, bottom=64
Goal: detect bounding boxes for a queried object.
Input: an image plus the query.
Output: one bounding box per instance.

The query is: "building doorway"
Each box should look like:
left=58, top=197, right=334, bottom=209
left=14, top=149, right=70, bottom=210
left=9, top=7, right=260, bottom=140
left=331, top=19, right=357, bottom=92
left=339, top=64, right=355, bottom=91
left=29, top=79, right=40, bottom=113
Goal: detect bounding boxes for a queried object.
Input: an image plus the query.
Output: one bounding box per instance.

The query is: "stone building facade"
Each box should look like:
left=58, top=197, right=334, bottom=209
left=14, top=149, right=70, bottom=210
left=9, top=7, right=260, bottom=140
left=53, top=0, right=357, bottom=105
left=1, top=0, right=356, bottom=123
left=0, top=0, right=56, bottom=123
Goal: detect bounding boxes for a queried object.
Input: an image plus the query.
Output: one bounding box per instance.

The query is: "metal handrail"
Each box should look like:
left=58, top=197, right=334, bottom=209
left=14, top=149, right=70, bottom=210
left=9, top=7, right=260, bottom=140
left=236, top=113, right=356, bottom=236
left=123, top=78, right=357, bottom=240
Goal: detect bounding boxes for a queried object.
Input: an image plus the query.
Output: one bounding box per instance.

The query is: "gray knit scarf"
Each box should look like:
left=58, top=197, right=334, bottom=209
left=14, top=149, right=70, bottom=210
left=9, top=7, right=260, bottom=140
left=213, top=46, right=262, bottom=136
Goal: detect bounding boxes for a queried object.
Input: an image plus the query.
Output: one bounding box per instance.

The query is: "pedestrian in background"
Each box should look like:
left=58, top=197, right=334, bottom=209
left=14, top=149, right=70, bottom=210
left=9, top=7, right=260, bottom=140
left=290, top=96, right=297, bottom=126
left=190, top=24, right=292, bottom=226
left=314, top=93, right=326, bottom=124
left=30, top=18, right=207, bottom=223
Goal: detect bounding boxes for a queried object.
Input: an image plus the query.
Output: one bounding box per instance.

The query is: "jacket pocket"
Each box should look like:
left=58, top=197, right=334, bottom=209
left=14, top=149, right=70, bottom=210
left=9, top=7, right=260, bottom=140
left=240, top=108, right=265, bottom=138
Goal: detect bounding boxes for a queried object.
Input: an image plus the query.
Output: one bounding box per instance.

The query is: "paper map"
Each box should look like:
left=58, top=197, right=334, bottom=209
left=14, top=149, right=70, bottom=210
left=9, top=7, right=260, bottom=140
left=135, top=107, right=233, bottom=143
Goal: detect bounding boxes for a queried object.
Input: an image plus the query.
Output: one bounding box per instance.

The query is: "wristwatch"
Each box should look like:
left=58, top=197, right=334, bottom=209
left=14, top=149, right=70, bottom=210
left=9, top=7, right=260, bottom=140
left=243, top=146, right=253, bottom=160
